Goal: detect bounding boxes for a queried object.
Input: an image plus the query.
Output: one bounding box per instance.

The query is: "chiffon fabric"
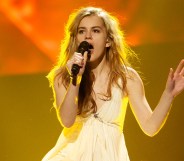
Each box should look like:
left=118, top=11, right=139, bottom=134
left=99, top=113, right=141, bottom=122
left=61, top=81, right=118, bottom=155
left=42, top=86, right=130, bottom=161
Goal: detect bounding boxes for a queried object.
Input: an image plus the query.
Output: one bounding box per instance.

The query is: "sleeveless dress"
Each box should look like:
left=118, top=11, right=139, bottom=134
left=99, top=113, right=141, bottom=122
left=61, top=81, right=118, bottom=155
left=42, top=86, right=130, bottom=161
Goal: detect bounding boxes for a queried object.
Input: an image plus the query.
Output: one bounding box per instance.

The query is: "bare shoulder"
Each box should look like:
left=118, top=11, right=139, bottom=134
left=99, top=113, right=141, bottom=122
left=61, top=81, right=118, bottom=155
left=126, top=67, right=144, bottom=93
left=126, top=67, right=142, bottom=81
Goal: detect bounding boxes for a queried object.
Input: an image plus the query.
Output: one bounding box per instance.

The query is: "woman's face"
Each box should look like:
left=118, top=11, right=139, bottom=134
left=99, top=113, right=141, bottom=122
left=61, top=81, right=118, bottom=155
left=76, top=15, right=110, bottom=62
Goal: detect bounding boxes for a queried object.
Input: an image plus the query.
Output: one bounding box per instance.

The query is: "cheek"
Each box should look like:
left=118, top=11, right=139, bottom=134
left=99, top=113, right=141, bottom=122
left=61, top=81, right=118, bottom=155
left=76, top=35, right=84, bottom=43
left=94, top=38, right=107, bottom=49
left=94, top=34, right=107, bottom=43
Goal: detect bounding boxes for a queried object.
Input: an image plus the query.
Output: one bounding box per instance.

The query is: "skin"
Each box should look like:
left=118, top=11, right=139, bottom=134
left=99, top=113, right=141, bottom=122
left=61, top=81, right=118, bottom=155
left=54, top=15, right=184, bottom=137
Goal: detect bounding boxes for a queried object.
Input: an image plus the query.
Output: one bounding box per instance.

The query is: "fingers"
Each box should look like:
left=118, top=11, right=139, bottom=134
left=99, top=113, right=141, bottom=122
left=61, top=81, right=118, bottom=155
left=175, top=59, right=184, bottom=75
left=180, top=60, right=184, bottom=76
left=66, top=52, right=88, bottom=75
left=72, top=52, right=84, bottom=67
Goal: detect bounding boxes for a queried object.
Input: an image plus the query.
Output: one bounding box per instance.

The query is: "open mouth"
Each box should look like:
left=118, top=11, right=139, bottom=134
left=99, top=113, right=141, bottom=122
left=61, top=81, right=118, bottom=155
left=89, top=44, right=93, bottom=50
left=88, top=44, right=94, bottom=53
left=87, top=44, right=93, bottom=61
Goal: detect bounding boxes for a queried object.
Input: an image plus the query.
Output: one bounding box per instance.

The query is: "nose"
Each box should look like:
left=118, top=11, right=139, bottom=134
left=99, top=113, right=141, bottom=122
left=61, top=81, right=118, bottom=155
left=85, top=31, right=92, bottom=40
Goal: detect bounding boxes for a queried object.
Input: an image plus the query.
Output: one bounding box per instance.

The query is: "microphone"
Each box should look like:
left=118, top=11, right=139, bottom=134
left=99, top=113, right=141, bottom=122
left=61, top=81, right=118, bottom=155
left=71, top=41, right=92, bottom=77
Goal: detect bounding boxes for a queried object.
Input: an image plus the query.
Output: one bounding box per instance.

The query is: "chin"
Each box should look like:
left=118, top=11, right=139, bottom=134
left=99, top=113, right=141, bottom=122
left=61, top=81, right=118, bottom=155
left=88, top=56, right=96, bottom=62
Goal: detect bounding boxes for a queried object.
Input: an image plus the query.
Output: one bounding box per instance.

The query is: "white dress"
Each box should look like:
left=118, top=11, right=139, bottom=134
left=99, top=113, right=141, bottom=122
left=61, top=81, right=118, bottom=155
left=42, top=86, right=130, bottom=161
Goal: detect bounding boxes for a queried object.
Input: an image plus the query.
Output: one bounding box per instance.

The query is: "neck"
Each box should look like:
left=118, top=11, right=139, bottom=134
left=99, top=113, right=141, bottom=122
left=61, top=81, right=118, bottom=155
left=89, top=55, right=110, bottom=78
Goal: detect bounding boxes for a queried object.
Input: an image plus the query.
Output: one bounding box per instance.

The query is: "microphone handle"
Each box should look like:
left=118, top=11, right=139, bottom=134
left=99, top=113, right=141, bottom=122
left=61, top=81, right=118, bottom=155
left=71, top=63, right=80, bottom=77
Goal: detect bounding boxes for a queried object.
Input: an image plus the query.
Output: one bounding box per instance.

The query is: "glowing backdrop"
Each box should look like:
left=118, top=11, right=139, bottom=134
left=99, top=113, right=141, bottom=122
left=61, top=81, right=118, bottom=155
left=0, top=0, right=184, bottom=161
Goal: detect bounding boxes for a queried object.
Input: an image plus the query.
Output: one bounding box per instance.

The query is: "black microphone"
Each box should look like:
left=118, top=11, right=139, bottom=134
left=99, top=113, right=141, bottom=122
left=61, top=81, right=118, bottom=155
left=71, top=41, right=92, bottom=77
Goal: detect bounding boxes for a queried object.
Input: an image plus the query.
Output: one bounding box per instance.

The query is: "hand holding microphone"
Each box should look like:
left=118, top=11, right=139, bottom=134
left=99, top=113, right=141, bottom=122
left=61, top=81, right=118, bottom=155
left=67, top=41, right=92, bottom=85
left=71, top=41, right=92, bottom=76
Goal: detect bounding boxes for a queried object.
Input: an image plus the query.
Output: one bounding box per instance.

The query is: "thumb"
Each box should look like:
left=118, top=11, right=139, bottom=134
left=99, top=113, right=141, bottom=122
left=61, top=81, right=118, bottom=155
left=167, top=68, right=174, bottom=82
left=83, top=51, right=88, bottom=65
left=169, top=68, right=174, bottom=79
left=79, top=51, right=88, bottom=75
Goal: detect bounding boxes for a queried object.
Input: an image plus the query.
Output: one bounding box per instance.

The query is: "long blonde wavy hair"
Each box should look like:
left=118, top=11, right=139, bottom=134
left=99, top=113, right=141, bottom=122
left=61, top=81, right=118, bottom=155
left=47, top=6, right=136, bottom=117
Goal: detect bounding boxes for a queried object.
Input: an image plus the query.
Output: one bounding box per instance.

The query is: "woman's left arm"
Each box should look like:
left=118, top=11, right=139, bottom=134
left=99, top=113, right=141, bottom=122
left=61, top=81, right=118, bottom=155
left=127, top=59, right=184, bottom=137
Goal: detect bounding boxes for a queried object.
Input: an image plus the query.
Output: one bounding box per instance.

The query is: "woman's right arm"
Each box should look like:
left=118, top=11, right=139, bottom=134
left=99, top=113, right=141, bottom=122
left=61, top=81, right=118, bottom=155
left=53, top=52, right=88, bottom=128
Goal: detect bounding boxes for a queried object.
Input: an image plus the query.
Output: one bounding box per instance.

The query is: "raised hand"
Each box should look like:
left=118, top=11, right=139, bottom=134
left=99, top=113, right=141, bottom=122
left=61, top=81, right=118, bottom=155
left=166, top=59, right=184, bottom=98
